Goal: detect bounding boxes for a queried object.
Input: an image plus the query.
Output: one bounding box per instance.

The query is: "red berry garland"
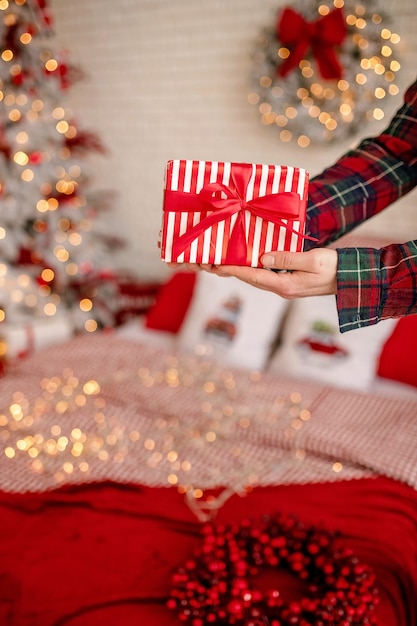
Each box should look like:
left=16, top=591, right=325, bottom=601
left=168, top=514, right=379, bottom=625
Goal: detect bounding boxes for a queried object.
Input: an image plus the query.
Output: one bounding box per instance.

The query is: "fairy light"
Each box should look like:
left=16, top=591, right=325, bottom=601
left=16, top=131, right=28, bottom=144
left=1, top=49, right=13, bottom=61
left=85, top=319, right=98, bottom=333
left=41, top=269, right=54, bottom=283
left=21, top=168, right=34, bottom=181
left=9, top=63, right=21, bottom=76
left=56, top=120, right=69, bottom=134
left=44, top=58, right=58, bottom=72
left=8, top=108, right=21, bottom=121
left=54, top=246, right=70, bottom=262
left=52, top=106, right=65, bottom=119
left=13, top=150, right=28, bottom=165
left=31, top=99, right=43, bottom=111
left=20, top=32, right=31, bottom=44
left=79, top=298, right=93, bottom=312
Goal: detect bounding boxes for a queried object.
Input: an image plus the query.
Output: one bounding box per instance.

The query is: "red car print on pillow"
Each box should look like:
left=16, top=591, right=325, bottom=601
left=297, top=320, right=349, bottom=360
left=204, top=296, right=242, bottom=343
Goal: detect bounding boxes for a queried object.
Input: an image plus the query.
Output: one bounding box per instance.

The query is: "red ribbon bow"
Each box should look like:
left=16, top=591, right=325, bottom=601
left=164, top=164, right=313, bottom=265
left=277, top=6, right=346, bottom=80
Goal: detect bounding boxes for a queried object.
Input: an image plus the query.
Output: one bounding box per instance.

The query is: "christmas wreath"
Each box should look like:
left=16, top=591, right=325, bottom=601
left=250, top=0, right=402, bottom=146
left=168, top=513, right=379, bottom=625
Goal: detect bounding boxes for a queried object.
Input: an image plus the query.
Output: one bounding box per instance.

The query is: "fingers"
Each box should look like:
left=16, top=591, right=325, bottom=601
left=166, top=249, right=338, bottom=299
left=261, top=250, right=319, bottom=272
left=166, top=262, right=203, bottom=272
left=219, top=249, right=338, bottom=298
left=213, top=264, right=288, bottom=293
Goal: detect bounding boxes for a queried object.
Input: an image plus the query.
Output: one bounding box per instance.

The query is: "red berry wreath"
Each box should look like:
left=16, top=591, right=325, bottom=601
left=168, top=513, right=379, bottom=625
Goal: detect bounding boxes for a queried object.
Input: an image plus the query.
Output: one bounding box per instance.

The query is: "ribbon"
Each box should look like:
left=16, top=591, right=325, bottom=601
left=164, top=165, right=314, bottom=265
left=277, top=7, right=346, bottom=80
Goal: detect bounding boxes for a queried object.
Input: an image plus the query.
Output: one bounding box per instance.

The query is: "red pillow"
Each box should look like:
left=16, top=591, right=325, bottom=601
left=377, top=315, right=417, bottom=388
left=144, top=271, right=197, bottom=334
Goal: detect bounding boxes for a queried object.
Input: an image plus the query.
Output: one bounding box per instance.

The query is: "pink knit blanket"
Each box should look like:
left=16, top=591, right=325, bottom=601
left=0, top=333, right=415, bottom=500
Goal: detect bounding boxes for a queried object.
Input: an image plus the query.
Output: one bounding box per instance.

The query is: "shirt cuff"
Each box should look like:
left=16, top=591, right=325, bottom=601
left=336, top=247, right=383, bottom=333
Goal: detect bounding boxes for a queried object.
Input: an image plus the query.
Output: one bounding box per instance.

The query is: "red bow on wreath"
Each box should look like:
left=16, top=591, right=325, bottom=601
left=277, top=6, right=347, bottom=80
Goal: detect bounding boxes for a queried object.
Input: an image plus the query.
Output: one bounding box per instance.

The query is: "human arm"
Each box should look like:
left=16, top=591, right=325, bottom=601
left=204, top=237, right=417, bottom=333
left=304, top=80, right=417, bottom=249
left=336, top=240, right=417, bottom=331
left=203, top=248, right=338, bottom=299
left=170, top=81, right=417, bottom=331
left=305, top=80, right=417, bottom=330
left=198, top=81, right=417, bottom=331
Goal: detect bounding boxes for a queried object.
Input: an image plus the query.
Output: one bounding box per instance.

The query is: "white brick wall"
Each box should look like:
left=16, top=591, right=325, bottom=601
left=50, top=0, right=417, bottom=279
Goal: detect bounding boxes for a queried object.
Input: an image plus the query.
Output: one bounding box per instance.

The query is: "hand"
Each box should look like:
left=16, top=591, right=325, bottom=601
left=174, top=248, right=338, bottom=300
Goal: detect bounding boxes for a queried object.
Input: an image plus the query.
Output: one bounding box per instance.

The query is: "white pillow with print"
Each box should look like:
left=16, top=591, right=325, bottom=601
left=268, top=295, right=397, bottom=391
left=177, top=272, right=288, bottom=371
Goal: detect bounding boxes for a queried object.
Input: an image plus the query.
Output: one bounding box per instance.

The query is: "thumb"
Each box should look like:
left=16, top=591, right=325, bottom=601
left=261, top=250, right=312, bottom=272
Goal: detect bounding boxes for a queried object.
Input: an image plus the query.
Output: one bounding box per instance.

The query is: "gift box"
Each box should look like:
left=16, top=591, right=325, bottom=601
left=160, top=159, right=310, bottom=267
left=0, top=313, right=74, bottom=361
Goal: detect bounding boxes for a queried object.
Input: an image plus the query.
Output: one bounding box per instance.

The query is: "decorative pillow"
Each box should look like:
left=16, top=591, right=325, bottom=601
left=268, top=296, right=397, bottom=391
left=177, top=272, right=288, bottom=371
left=145, top=271, right=197, bottom=334
left=377, top=316, right=417, bottom=389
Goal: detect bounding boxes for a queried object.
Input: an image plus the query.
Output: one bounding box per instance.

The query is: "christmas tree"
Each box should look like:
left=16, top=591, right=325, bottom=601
left=0, top=0, right=125, bottom=358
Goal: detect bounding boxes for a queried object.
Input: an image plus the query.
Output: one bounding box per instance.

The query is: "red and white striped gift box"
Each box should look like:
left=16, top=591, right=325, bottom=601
left=159, top=159, right=310, bottom=267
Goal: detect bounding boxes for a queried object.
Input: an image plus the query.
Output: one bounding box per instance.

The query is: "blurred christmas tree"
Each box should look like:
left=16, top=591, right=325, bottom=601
left=0, top=0, right=127, bottom=352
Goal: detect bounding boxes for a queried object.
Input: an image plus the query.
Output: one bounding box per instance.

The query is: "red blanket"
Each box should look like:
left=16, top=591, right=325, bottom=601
left=0, top=476, right=416, bottom=626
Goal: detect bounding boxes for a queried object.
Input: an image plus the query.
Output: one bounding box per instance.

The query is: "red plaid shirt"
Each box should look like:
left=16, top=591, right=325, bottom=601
left=305, top=80, right=417, bottom=332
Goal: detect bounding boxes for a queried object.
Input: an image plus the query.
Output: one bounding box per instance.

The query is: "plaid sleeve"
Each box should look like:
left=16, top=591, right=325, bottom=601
left=303, top=79, right=417, bottom=331
left=336, top=241, right=417, bottom=332
left=305, top=80, right=417, bottom=249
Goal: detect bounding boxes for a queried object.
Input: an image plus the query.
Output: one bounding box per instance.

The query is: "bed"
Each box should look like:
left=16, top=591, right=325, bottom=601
left=0, top=260, right=416, bottom=626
